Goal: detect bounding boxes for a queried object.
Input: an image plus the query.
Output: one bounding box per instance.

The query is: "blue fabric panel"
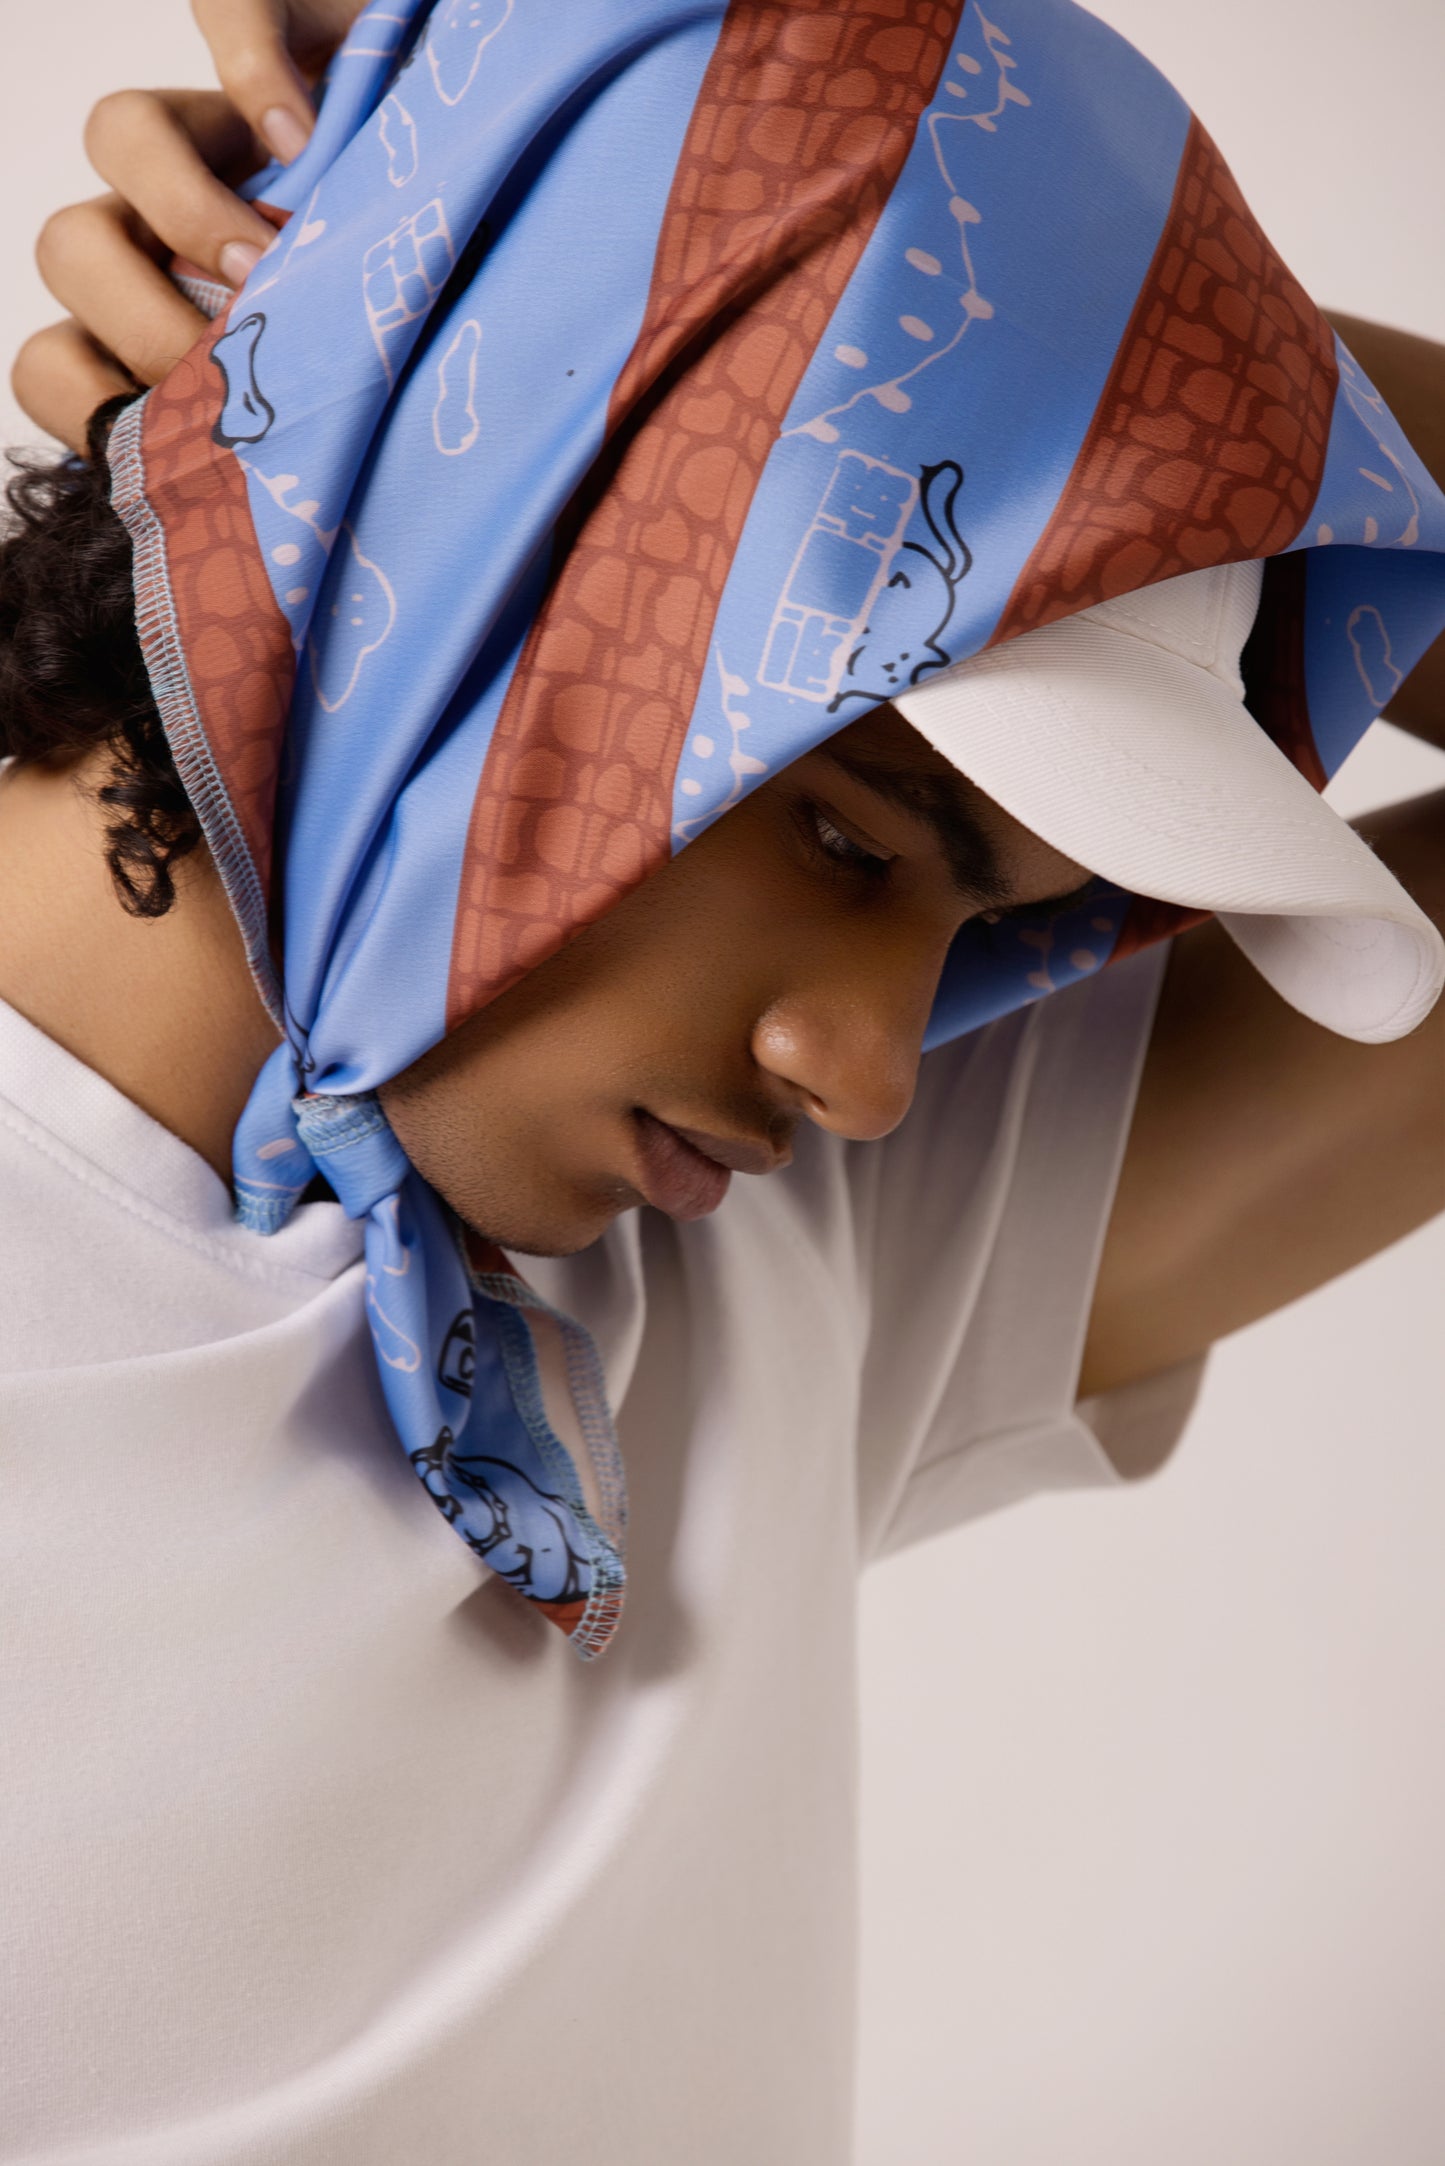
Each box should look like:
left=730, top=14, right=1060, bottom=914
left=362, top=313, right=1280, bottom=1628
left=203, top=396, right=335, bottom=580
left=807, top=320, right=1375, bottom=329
left=1301, top=336, right=1445, bottom=777
left=229, top=2, right=724, bottom=1079
left=669, top=0, right=1191, bottom=842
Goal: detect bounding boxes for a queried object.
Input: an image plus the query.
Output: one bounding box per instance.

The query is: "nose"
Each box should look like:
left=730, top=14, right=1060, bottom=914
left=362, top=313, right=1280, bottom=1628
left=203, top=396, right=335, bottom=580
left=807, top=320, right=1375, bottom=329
left=750, top=977, right=929, bottom=1144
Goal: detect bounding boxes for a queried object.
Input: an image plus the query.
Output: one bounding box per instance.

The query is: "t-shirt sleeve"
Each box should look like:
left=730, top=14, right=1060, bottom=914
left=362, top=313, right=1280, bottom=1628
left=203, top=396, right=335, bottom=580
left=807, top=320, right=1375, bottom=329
left=851, top=942, right=1204, bottom=1563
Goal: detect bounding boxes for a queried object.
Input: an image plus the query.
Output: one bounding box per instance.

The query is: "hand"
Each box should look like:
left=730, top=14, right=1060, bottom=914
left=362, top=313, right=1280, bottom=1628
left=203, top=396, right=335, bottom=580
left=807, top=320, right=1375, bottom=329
left=12, top=0, right=368, bottom=453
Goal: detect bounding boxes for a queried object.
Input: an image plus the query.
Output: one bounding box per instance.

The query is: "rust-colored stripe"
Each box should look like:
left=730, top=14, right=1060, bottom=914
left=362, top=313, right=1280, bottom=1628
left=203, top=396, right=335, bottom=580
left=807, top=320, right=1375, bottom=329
left=140, top=331, right=295, bottom=904
left=446, top=0, right=959, bottom=1029
left=990, top=115, right=1337, bottom=649
left=142, top=206, right=296, bottom=904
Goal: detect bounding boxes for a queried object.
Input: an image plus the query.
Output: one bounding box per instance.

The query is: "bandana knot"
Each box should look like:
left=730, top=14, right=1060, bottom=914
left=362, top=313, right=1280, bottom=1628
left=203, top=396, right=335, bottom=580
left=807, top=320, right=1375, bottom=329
left=292, top=1090, right=410, bottom=1220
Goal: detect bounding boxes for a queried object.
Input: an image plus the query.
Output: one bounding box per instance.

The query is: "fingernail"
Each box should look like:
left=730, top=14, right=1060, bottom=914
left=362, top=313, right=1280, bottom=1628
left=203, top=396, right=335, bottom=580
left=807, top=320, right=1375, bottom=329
left=219, top=240, right=264, bottom=288
left=261, top=104, right=312, bottom=164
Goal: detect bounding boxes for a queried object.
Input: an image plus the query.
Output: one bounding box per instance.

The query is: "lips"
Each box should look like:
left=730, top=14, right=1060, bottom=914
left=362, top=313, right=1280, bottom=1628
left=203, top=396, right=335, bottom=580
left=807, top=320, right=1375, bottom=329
left=629, top=1111, right=732, bottom=1220
left=664, top=1122, right=791, bottom=1178
left=626, top=1109, right=793, bottom=1221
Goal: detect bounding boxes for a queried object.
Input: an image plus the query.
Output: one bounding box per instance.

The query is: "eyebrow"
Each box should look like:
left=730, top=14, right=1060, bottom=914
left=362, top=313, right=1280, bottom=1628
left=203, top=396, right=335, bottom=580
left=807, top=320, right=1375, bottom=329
left=813, top=742, right=1018, bottom=911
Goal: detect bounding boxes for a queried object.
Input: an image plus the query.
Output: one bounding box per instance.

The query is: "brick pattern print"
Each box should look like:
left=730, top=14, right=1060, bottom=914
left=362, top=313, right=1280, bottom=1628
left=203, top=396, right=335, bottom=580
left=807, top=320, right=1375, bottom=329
left=140, top=326, right=296, bottom=901
left=991, top=116, right=1338, bottom=646
left=446, top=0, right=960, bottom=1028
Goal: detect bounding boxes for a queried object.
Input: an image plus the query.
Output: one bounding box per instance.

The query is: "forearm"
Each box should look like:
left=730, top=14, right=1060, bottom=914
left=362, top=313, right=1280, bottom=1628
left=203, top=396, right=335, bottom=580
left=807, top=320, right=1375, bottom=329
left=1081, top=785, right=1445, bottom=1401
left=1327, top=312, right=1445, bottom=750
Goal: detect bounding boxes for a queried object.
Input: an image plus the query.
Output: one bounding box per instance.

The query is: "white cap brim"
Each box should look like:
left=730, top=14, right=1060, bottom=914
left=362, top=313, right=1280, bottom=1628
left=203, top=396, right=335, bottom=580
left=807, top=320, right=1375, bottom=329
left=893, top=561, right=1443, bottom=1044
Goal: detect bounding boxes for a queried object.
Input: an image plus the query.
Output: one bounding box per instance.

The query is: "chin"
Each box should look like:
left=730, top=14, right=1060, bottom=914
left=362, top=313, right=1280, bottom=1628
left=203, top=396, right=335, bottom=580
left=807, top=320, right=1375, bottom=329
left=490, top=1223, right=618, bottom=1260
left=381, top=1092, right=637, bottom=1260
left=472, top=1208, right=619, bottom=1260
left=445, top=1176, right=634, bottom=1262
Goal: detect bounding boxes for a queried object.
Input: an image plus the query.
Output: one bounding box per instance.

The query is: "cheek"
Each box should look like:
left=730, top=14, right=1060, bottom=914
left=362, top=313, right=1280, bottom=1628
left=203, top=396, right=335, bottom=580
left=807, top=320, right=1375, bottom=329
left=378, top=808, right=814, bottom=1163
left=377, top=1057, right=485, bottom=1205
left=380, top=1040, right=631, bottom=1246
left=377, top=917, right=699, bottom=1187
left=673, top=804, right=961, bottom=1036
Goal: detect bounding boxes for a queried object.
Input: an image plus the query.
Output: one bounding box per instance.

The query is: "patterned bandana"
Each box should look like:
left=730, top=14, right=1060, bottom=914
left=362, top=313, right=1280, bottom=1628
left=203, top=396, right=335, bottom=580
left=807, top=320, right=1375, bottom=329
left=108, top=0, right=1445, bottom=1656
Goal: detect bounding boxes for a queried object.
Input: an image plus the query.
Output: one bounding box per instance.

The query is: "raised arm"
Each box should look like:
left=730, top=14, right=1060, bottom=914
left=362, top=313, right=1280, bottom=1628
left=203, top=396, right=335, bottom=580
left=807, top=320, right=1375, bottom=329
left=1079, top=790, right=1443, bottom=1424
left=1081, top=321, right=1445, bottom=1427
left=1080, top=325, right=1445, bottom=1432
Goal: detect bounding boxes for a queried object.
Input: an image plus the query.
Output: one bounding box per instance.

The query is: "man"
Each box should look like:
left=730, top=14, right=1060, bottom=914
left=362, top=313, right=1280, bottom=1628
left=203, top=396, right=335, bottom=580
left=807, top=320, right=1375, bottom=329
left=1, top=1, right=1441, bottom=2157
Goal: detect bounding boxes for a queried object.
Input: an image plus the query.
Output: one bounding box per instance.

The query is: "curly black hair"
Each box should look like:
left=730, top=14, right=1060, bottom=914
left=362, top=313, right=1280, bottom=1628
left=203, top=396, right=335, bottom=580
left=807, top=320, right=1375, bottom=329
left=0, top=395, right=200, bottom=916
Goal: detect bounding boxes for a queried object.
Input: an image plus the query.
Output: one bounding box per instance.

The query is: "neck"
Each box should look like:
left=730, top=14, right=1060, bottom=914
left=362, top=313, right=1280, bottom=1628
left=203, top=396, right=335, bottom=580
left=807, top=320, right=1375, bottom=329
left=0, top=753, right=281, bottom=1181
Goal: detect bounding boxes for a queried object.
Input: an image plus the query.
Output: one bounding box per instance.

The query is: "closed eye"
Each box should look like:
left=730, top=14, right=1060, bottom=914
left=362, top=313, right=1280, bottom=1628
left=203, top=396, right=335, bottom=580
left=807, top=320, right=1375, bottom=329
left=796, top=798, right=893, bottom=880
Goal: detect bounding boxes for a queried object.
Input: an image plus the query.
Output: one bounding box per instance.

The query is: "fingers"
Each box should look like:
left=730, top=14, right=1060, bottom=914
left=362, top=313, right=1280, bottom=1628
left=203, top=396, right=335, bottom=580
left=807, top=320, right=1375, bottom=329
left=23, top=77, right=292, bottom=458
left=35, top=196, right=209, bottom=389
left=84, top=87, right=276, bottom=289
left=191, top=0, right=317, bottom=166
left=11, top=320, right=137, bottom=455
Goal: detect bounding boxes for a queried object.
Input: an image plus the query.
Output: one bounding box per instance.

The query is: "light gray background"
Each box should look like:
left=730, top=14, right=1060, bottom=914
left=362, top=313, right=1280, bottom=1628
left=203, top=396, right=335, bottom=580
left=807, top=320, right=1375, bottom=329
left=0, top=4, right=1440, bottom=2160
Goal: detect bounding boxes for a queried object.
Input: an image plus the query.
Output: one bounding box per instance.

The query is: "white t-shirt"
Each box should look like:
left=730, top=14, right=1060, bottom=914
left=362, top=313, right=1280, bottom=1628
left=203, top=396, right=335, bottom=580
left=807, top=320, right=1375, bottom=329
left=0, top=948, right=1200, bottom=2164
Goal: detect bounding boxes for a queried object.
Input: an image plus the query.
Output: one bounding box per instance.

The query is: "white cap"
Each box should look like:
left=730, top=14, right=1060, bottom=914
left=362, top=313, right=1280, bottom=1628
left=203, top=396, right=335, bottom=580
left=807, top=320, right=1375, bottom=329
left=892, top=559, right=1443, bottom=1044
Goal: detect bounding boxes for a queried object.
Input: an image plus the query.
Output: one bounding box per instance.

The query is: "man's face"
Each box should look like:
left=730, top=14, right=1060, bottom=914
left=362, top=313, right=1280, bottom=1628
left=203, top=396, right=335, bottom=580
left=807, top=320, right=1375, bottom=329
left=379, top=705, right=1088, bottom=1255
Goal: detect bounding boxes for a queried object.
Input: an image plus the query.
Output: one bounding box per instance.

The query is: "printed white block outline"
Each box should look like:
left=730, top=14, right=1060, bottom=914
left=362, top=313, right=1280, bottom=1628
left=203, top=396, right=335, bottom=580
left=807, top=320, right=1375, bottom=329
left=758, top=451, right=920, bottom=705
